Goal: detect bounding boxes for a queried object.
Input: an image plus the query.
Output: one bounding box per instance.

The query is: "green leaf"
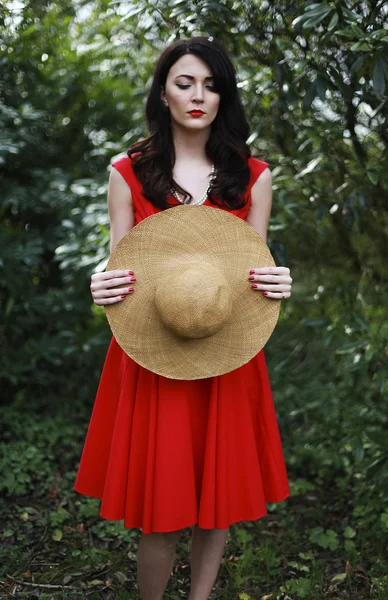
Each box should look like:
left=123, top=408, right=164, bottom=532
left=331, top=572, right=347, bottom=583
left=295, top=156, right=323, bottom=178
left=336, top=29, right=356, bottom=39
left=345, top=540, right=356, bottom=552
left=2, top=529, right=14, bottom=538
left=350, top=55, right=367, bottom=75
left=327, top=12, right=339, bottom=32
left=351, top=41, right=371, bottom=52
left=300, top=318, right=330, bottom=327
left=303, top=5, right=332, bottom=18
left=354, top=315, right=370, bottom=332
left=355, top=440, right=364, bottom=462
left=349, top=23, right=365, bottom=38
left=292, top=6, right=331, bottom=28
left=367, top=170, right=379, bottom=185
left=344, top=526, right=356, bottom=539
left=373, top=57, right=386, bottom=97
left=335, top=341, right=368, bottom=355
left=303, top=13, right=331, bottom=29
left=381, top=59, right=388, bottom=80
left=371, top=29, right=388, bottom=40
left=342, top=7, right=362, bottom=23
left=52, top=528, right=63, bottom=541
left=305, top=3, right=324, bottom=11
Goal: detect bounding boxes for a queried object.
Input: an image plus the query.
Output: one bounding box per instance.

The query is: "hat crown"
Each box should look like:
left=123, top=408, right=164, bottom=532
left=155, top=263, right=233, bottom=339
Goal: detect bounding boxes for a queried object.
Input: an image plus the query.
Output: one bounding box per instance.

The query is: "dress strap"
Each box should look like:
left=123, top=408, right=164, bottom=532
left=246, top=157, right=270, bottom=195
left=111, top=156, right=142, bottom=194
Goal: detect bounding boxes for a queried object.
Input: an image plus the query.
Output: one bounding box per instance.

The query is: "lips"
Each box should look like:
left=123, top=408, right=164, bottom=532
left=188, top=110, right=205, bottom=117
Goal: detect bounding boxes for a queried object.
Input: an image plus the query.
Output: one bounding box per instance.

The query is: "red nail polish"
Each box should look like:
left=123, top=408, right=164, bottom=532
left=263, top=291, right=268, bottom=296
left=121, top=294, right=126, bottom=299
left=251, top=284, right=258, bottom=289
left=130, top=277, right=136, bottom=282
left=128, top=270, right=134, bottom=275
left=249, top=270, right=255, bottom=275
left=128, top=287, right=134, bottom=292
left=249, top=276, right=255, bottom=281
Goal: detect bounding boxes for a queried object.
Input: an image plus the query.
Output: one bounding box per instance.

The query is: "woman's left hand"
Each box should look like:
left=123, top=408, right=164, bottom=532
left=248, top=266, right=292, bottom=300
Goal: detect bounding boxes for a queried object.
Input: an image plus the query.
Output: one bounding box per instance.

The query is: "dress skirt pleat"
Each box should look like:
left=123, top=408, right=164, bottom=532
left=74, top=338, right=290, bottom=533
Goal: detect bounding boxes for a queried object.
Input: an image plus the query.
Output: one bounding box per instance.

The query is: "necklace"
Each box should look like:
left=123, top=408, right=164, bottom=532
left=171, top=164, right=216, bottom=206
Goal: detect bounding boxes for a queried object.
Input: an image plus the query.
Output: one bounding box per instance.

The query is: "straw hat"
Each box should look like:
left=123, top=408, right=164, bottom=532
left=105, top=205, right=280, bottom=380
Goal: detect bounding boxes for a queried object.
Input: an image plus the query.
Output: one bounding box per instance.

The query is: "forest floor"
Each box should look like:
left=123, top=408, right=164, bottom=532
left=0, top=405, right=387, bottom=600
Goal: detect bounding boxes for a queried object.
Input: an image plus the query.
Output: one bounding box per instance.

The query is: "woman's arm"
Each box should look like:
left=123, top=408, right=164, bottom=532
left=89, top=168, right=137, bottom=306
left=107, top=167, right=136, bottom=254
left=246, top=167, right=273, bottom=242
left=246, top=167, right=292, bottom=300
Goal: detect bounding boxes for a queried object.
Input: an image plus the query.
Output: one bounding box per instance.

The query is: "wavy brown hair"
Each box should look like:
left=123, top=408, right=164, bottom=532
left=128, top=37, right=252, bottom=210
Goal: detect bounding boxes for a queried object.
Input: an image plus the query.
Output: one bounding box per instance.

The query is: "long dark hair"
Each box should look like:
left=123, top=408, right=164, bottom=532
left=128, top=37, right=252, bottom=210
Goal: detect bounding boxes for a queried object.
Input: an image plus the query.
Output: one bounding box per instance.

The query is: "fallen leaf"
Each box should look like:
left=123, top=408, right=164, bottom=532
left=345, top=560, right=353, bottom=574
left=114, top=571, right=128, bottom=584
left=331, top=572, right=347, bottom=584
left=87, top=579, right=103, bottom=586
left=24, top=506, right=40, bottom=515
left=52, top=528, right=63, bottom=542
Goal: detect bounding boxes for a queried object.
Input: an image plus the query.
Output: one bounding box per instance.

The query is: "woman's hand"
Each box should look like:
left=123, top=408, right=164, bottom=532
left=248, top=266, right=292, bottom=300
left=90, top=269, right=136, bottom=305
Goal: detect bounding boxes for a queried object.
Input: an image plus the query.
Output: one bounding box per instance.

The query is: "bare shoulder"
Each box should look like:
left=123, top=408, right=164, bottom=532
left=108, top=166, right=133, bottom=205
left=251, top=167, right=272, bottom=201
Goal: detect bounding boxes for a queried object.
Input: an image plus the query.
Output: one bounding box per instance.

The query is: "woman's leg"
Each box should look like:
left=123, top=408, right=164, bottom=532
left=137, top=529, right=183, bottom=600
left=188, top=525, right=230, bottom=600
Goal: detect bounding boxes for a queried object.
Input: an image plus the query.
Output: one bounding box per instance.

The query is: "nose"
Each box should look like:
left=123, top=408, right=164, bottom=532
left=192, top=84, right=205, bottom=103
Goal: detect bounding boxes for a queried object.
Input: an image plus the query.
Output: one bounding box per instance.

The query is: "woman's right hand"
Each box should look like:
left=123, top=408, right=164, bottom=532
left=90, top=270, right=136, bottom=305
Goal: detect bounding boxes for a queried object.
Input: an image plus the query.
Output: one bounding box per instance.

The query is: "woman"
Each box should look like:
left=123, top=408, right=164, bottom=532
left=74, top=37, right=293, bottom=600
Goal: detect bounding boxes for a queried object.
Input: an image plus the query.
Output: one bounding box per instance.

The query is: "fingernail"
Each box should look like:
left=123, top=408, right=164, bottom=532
left=263, top=291, right=269, bottom=296
left=128, top=270, right=134, bottom=275
left=251, top=284, right=258, bottom=289
left=130, top=277, right=136, bottom=282
left=128, top=287, right=134, bottom=292
left=249, top=270, right=255, bottom=274
left=248, top=276, right=255, bottom=281
left=121, top=294, right=126, bottom=299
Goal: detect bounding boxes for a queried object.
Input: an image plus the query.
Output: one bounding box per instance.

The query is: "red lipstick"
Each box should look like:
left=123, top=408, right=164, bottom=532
left=188, top=110, right=205, bottom=117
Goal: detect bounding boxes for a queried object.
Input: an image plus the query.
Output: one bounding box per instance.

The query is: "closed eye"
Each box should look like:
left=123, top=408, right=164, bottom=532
left=176, top=84, right=217, bottom=92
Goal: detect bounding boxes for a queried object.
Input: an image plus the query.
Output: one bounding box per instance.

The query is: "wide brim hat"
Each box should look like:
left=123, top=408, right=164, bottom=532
left=105, top=205, right=280, bottom=380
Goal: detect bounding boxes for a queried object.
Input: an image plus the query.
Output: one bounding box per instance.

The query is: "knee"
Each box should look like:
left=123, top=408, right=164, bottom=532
left=142, top=528, right=184, bottom=545
left=163, top=529, right=183, bottom=544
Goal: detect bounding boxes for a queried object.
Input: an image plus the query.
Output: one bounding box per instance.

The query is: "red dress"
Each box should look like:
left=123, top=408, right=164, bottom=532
left=74, top=155, right=290, bottom=533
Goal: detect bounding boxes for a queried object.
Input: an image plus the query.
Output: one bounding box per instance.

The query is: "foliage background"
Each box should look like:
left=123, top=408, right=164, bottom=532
left=0, top=0, right=387, bottom=598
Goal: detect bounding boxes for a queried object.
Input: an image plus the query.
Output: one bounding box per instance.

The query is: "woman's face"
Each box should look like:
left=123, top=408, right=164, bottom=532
left=161, top=54, right=220, bottom=132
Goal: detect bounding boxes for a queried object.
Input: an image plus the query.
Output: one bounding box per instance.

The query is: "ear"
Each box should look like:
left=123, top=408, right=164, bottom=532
left=160, top=86, right=168, bottom=107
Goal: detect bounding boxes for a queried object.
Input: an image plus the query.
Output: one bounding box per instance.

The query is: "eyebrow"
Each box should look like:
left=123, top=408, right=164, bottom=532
left=174, top=74, right=214, bottom=81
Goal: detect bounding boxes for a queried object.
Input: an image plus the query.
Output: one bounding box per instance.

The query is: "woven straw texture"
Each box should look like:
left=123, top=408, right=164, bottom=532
left=105, top=205, right=280, bottom=379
